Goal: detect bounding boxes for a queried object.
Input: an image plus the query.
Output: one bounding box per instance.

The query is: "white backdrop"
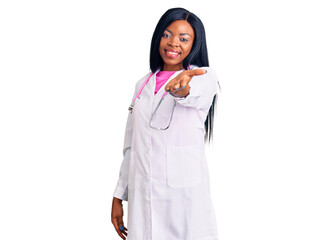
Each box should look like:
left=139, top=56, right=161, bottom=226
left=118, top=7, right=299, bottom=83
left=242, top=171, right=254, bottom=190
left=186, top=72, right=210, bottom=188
left=0, top=0, right=332, bottom=239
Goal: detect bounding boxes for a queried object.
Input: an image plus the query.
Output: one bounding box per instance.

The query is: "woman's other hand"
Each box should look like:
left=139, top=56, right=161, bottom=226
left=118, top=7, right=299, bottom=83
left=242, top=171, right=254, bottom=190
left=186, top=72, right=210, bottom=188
left=165, top=68, right=207, bottom=98
left=111, top=197, right=128, bottom=239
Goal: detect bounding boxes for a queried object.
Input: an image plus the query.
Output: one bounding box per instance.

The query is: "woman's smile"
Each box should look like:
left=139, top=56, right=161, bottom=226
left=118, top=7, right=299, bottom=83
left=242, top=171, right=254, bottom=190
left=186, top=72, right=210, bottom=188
left=159, top=20, right=195, bottom=71
left=164, top=49, right=181, bottom=58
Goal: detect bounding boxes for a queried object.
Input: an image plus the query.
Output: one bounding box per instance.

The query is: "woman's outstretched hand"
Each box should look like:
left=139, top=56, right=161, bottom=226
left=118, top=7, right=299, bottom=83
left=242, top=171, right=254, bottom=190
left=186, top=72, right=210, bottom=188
left=165, top=68, right=207, bottom=98
left=111, top=197, right=128, bottom=239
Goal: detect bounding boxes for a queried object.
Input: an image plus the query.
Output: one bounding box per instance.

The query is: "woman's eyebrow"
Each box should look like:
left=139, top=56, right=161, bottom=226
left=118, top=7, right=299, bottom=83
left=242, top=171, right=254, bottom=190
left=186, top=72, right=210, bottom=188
left=179, top=33, right=192, bottom=37
left=165, top=29, right=192, bottom=37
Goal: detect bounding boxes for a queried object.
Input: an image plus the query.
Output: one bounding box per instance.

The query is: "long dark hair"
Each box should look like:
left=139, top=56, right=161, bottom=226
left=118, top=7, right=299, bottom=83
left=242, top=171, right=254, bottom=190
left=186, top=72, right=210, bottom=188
left=149, top=7, right=218, bottom=143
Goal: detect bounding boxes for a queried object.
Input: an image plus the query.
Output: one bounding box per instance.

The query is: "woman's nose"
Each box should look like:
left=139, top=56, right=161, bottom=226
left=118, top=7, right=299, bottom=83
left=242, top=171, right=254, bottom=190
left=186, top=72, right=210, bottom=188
left=168, top=36, right=179, bottom=47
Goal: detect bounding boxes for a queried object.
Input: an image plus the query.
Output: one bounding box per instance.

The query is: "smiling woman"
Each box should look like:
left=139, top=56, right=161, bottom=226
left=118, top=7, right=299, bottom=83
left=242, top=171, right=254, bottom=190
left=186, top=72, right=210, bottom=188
left=112, top=7, right=220, bottom=240
left=159, top=20, right=195, bottom=71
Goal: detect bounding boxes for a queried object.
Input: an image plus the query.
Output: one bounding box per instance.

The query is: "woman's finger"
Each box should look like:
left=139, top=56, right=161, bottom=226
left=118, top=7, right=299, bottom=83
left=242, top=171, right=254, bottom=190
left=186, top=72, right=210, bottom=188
left=165, top=82, right=172, bottom=92
left=179, top=79, right=187, bottom=88
left=119, top=219, right=128, bottom=236
left=165, top=72, right=191, bottom=92
left=186, top=68, right=207, bottom=77
left=173, top=81, right=181, bottom=91
left=165, top=81, right=178, bottom=92
left=111, top=218, right=126, bottom=239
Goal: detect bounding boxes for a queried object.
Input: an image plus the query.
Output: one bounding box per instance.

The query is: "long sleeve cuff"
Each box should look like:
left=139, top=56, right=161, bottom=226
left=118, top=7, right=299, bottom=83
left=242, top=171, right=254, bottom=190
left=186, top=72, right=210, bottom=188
left=113, top=181, right=128, bottom=201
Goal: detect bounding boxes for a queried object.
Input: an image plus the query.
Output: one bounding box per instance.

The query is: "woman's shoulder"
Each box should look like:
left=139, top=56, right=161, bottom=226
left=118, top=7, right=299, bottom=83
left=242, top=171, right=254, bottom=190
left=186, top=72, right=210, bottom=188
left=134, top=71, right=153, bottom=91
left=127, top=72, right=153, bottom=101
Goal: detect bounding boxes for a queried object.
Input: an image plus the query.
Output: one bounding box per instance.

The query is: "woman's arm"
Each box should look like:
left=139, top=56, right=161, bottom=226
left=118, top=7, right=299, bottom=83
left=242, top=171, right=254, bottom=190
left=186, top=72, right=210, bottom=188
left=113, top=72, right=151, bottom=200
left=165, top=67, right=219, bottom=112
left=113, top=109, right=133, bottom=201
left=112, top=73, right=147, bottom=201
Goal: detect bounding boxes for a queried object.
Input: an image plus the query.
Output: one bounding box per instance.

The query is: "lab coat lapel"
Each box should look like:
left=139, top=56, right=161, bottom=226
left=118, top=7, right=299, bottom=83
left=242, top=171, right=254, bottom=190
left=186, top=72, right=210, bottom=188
left=152, top=69, right=183, bottom=111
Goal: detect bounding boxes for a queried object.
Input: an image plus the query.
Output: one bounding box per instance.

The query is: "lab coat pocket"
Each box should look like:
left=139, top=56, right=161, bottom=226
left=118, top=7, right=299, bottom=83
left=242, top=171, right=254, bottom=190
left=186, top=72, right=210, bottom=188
left=166, top=145, right=204, bottom=188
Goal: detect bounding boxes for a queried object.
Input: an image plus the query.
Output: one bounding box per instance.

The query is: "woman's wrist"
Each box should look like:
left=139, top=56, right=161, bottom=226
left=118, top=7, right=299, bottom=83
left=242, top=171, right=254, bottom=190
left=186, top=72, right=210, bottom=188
left=113, top=197, right=123, bottom=204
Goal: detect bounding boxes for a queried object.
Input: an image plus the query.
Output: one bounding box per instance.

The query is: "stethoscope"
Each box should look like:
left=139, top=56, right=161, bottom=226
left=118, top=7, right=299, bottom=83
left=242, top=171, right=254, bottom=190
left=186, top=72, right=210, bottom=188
left=128, top=67, right=189, bottom=130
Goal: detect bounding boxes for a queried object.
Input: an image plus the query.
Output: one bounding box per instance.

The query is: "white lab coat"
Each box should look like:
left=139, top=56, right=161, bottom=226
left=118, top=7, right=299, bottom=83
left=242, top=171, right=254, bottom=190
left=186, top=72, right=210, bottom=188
left=113, top=65, right=219, bottom=240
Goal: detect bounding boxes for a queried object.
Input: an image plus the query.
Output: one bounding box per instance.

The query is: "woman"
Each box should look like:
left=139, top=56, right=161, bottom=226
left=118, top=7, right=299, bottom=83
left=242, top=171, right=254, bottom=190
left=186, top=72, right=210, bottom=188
left=111, top=7, right=220, bottom=240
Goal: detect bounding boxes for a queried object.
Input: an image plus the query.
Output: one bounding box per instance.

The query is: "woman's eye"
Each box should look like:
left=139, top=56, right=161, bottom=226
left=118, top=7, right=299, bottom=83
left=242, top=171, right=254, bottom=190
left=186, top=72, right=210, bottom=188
left=162, top=33, right=171, bottom=38
left=180, top=38, right=189, bottom=42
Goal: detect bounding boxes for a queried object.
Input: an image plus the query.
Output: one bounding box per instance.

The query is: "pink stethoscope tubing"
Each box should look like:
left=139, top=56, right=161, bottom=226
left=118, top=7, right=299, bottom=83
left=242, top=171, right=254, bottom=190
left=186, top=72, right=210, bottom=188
left=128, top=72, right=158, bottom=113
left=128, top=65, right=190, bottom=113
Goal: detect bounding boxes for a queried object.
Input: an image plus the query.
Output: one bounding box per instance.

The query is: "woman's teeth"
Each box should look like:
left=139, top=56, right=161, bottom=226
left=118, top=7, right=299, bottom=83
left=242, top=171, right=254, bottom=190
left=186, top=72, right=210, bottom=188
left=168, top=51, right=178, bottom=55
left=165, top=50, right=180, bottom=58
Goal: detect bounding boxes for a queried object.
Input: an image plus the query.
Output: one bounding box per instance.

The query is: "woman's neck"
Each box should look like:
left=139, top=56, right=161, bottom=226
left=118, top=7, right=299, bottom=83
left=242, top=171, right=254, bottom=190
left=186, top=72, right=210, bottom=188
left=162, top=63, right=184, bottom=71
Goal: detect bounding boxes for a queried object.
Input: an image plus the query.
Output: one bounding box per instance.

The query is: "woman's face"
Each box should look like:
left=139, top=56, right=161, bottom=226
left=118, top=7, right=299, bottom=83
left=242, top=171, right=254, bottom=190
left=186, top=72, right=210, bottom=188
left=159, top=20, right=195, bottom=71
